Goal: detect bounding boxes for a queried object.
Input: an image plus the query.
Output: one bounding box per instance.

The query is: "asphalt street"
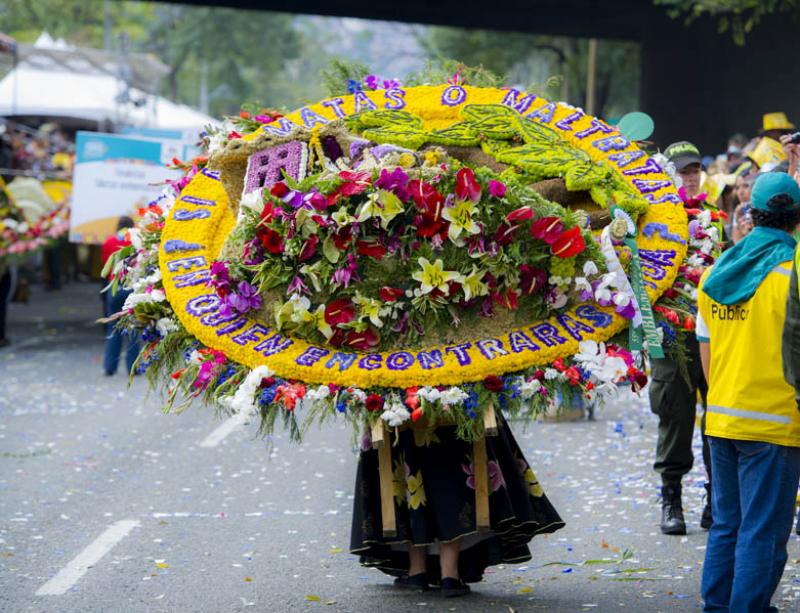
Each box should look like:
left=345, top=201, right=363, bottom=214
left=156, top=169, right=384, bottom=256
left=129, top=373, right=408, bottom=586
left=1, top=282, right=799, bottom=613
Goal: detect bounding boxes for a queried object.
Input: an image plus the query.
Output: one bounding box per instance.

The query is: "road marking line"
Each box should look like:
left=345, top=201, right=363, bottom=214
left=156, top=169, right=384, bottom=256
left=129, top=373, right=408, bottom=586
left=199, top=411, right=250, bottom=448
left=35, top=519, right=140, bottom=596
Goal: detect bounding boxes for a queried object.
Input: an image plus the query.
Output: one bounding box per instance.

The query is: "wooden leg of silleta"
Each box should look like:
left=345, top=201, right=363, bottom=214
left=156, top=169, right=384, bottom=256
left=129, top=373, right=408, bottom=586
left=474, top=404, right=498, bottom=532
left=372, top=421, right=397, bottom=538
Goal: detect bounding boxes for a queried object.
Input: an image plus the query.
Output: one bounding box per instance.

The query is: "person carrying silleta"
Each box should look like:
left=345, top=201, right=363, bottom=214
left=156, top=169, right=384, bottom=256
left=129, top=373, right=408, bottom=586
left=649, top=141, right=718, bottom=535
left=697, top=172, right=800, bottom=612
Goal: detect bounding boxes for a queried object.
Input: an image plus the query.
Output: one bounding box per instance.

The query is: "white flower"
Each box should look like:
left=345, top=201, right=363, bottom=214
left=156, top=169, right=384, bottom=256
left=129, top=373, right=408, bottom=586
left=128, top=227, right=143, bottom=251
left=439, top=387, right=469, bottom=406
left=417, top=387, right=441, bottom=403
left=156, top=317, right=178, bottom=337
left=351, top=389, right=367, bottom=403
left=220, top=365, right=275, bottom=416
left=240, top=190, right=264, bottom=216
left=582, top=261, right=599, bottom=276
left=544, top=368, right=561, bottom=381
left=518, top=378, right=542, bottom=399
left=381, top=393, right=410, bottom=427
left=305, top=385, right=331, bottom=403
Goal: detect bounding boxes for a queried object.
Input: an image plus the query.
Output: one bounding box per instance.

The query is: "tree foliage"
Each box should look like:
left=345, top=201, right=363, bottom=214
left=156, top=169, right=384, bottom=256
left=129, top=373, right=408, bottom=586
left=655, top=0, right=799, bottom=45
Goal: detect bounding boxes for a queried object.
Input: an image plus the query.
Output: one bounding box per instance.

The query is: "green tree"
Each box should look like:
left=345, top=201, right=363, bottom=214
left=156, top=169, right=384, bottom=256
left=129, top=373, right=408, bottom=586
left=655, top=0, right=799, bottom=44
left=420, top=27, right=640, bottom=119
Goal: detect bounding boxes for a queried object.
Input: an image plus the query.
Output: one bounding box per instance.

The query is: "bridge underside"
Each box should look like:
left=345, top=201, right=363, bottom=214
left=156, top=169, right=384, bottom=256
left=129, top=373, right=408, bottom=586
left=160, top=1, right=800, bottom=152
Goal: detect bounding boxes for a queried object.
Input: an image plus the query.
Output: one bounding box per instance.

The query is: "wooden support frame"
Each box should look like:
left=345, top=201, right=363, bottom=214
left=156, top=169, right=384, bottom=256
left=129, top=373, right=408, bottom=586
left=372, top=420, right=396, bottom=537
left=371, top=405, right=499, bottom=538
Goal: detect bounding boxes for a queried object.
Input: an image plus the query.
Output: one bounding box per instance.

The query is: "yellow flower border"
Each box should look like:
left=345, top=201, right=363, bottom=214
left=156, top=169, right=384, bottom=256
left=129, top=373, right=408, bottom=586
left=159, top=86, right=688, bottom=389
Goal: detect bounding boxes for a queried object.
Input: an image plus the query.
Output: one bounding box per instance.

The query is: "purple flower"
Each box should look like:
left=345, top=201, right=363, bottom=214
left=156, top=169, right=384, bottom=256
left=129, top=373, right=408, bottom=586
left=287, top=275, right=310, bottom=295
left=488, top=179, right=507, bottom=198
left=374, top=167, right=410, bottom=201
left=688, top=219, right=701, bottom=239
left=349, top=138, right=370, bottom=159
left=253, top=115, right=273, bottom=124
left=243, top=239, right=264, bottom=266
left=284, top=189, right=327, bottom=212
left=208, top=260, right=231, bottom=294
left=331, top=254, right=359, bottom=288
left=224, top=281, right=263, bottom=315
left=364, top=75, right=380, bottom=90
left=383, top=79, right=401, bottom=89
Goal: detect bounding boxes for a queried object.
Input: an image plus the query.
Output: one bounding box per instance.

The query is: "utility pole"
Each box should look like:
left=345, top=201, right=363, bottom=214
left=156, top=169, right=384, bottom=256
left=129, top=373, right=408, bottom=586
left=103, top=0, right=113, bottom=52
left=586, top=38, right=597, bottom=116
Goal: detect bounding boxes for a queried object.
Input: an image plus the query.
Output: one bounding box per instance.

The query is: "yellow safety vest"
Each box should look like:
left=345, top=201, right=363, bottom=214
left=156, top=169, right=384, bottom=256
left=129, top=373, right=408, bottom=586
left=697, top=261, right=800, bottom=447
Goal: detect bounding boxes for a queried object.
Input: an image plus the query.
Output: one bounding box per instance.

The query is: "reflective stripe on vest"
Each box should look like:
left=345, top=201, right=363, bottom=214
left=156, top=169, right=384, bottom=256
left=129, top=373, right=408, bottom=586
left=707, top=404, right=792, bottom=425
left=772, top=265, right=791, bottom=277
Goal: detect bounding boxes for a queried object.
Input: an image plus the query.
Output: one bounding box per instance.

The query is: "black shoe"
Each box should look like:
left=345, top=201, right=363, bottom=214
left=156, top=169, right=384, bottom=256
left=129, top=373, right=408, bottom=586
left=660, top=484, right=686, bottom=535
left=700, top=483, right=713, bottom=530
left=394, top=573, right=429, bottom=592
left=441, top=577, right=470, bottom=598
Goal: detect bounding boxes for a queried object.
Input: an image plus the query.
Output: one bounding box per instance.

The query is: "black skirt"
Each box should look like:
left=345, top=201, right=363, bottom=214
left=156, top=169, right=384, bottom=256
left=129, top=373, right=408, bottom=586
left=349, top=415, right=565, bottom=583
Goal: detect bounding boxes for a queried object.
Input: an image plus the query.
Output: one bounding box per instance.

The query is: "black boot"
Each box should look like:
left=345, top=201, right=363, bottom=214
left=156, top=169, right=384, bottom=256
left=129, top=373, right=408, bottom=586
left=660, top=483, right=686, bottom=535
left=700, top=483, right=713, bottom=530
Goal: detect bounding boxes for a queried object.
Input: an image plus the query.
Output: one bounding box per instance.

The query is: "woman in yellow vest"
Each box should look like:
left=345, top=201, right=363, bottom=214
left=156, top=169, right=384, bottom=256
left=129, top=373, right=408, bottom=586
left=696, top=172, right=800, bottom=612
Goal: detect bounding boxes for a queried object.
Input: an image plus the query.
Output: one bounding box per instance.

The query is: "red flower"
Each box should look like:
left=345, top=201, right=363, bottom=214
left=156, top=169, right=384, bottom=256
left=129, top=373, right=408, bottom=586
left=260, top=377, right=276, bottom=388
left=550, top=226, right=586, bottom=258
left=356, top=239, right=387, bottom=260
left=683, top=315, right=695, bottom=331
left=629, top=368, right=648, bottom=392
left=506, top=206, right=534, bottom=222
left=324, top=298, right=356, bottom=326
left=260, top=201, right=276, bottom=223
left=345, top=327, right=380, bottom=350
left=298, top=235, right=318, bottom=262
left=411, top=408, right=423, bottom=422
left=258, top=228, right=284, bottom=254
left=408, top=179, right=444, bottom=213
left=493, top=221, right=517, bottom=246
left=483, top=375, right=504, bottom=393
left=270, top=182, right=290, bottom=198
left=379, top=287, right=405, bottom=302
left=239, top=111, right=250, bottom=119
left=338, top=171, right=373, bottom=197
left=520, top=265, right=547, bottom=295
left=405, top=387, right=420, bottom=411
left=416, top=214, right=447, bottom=239
left=365, top=394, right=384, bottom=412
left=454, top=167, right=482, bottom=202
left=331, top=226, right=352, bottom=250
left=530, top=216, right=563, bottom=244
left=492, top=288, right=519, bottom=310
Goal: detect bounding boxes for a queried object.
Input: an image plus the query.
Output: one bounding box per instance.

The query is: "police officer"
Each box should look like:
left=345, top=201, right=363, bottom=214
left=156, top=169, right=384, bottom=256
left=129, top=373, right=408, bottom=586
left=649, top=141, right=716, bottom=535
left=698, top=172, right=800, bottom=611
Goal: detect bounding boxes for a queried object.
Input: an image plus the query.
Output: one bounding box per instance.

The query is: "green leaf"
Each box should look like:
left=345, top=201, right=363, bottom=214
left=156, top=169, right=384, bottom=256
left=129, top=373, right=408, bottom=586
left=360, top=127, right=428, bottom=150
left=461, top=104, right=519, bottom=139
left=356, top=109, right=424, bottom=130
left=428, top=122, right=480, bottom=146
left=565, top=162, right=608, bottom=191
left=516, top=116, right=562, bottom=145
left=322, top=236, right=340, bottom=264
left=497, top=143, right=579, bottom=172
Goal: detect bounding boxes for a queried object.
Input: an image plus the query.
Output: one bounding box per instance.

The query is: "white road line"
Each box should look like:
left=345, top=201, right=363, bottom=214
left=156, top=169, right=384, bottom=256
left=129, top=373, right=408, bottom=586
left=198, top=411, right=250, bottom=448
left=35, top=519, right=140, bottom=596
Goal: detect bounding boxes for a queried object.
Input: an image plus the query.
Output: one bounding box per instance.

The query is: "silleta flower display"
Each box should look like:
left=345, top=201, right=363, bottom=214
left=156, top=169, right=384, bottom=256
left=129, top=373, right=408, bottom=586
left=110, top=83, right=698, bottom=441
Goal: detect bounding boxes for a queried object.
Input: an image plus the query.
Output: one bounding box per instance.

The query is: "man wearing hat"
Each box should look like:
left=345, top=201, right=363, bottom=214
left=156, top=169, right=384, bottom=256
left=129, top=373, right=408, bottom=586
left=649, top=141, right=719, bottom=536
left=698, top=172, right=800, bottom=612
left=761, top=112, right=795, bottom=142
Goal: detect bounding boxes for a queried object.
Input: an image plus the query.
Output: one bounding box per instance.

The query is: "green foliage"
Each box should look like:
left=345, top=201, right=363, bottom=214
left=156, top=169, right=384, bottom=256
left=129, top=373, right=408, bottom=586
left=420, top=28, right=640, bottom=119
left=654, top=0, right=798, bottom=45
left=319, top=59, right=370, bottom=97
left=403, top=59, right=504, bottom=89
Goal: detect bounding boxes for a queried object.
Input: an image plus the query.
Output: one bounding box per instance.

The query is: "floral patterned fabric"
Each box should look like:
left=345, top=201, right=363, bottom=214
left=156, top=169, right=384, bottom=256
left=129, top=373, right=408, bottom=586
left=349, top=414, right=564, bottom=583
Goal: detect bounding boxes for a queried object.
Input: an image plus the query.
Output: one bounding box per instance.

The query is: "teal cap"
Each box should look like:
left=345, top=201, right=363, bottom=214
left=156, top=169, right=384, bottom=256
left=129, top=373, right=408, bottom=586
left=750, top=172, right=800, bottom=211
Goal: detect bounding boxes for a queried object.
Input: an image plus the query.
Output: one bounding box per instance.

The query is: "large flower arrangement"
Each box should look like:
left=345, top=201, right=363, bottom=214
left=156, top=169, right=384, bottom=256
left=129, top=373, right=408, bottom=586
left=109, top=79, right=698, bottom=442
left=0, top=178, right=71, bottom=260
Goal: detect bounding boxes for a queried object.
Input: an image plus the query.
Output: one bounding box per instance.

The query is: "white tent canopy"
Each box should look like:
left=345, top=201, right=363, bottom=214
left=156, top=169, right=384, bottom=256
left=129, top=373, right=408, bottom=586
left=0, top=33, right=216, bottom=131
